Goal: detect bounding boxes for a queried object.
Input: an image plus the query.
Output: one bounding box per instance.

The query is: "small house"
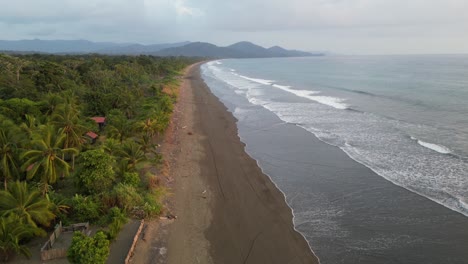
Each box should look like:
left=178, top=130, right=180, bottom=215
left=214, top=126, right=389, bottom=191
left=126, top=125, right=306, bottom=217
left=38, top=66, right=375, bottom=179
left=85, top=131, right=98, bottom=144
left=91, top=117, right=106, bottom=131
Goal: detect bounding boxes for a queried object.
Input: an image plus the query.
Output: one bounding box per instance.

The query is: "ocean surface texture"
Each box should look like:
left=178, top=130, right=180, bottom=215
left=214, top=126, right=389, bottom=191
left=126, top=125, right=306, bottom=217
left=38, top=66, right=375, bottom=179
left=201, top=56, right=468, bottom=264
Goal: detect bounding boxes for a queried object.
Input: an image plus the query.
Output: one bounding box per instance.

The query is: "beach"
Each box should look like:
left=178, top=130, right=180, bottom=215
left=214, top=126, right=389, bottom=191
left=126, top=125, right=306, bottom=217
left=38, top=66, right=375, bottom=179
left=130, top=63, right=318, bottom=264
left=200, top=57, right=468, bottom=264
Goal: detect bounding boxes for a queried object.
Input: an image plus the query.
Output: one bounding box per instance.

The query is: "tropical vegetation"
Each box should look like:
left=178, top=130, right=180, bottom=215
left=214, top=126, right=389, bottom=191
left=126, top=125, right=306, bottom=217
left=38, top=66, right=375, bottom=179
left=0, top=53, right=198, bottom=261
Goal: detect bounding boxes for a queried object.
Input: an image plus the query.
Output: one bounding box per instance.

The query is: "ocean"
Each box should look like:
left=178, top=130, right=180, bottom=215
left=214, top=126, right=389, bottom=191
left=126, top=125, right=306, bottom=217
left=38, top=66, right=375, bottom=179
left=200, top=55, right=468, bottom=263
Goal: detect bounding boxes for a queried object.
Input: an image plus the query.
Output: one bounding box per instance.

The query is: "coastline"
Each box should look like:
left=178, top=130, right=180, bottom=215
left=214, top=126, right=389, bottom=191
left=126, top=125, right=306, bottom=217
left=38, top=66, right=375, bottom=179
left=131, top=63, right=318, bottom=263
left=202, top=58, right=468, bottom=264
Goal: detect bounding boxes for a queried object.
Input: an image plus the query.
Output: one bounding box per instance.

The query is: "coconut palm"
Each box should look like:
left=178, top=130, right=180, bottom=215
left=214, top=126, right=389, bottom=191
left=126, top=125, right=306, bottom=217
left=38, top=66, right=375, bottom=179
left=51, top=103, right=87, bottom=169
left=43, top=93, right=64, bottom=117
left=102, top=138, right=120, bottom=156
left=22, top=125, right=78, bottom=194
left=106, top=110, right=134, bottom=143
left=117, top=140, right=146, bottom=171
left=19, top=114, right=40, bottom=140
left=0, top=214, right=40, bottom=261
left=0, top=181, right=55, bottom=228
left=0, top=119, right=22, bottom=189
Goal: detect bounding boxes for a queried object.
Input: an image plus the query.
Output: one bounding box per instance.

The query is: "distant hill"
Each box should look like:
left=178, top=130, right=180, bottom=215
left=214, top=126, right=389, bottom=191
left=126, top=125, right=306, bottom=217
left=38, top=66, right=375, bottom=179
left=155, top=42, right=250, bottom=58
left=0, top=39, right=323, bottom=58
left=267, top=46, right=312, bottom=57
left=227, top=41, right=272, bottom=57
left=0, top=39, right=127, bottom=53
left=98, top=41, right=191, bottom=55
left=0, top=39, right=189, bottom=54
left=155, top=41, right=323, bottom=58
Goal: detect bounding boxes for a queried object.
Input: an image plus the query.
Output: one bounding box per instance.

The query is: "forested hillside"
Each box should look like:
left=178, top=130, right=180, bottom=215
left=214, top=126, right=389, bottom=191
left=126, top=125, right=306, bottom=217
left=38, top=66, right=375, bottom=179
left=0, top=53, right=199, bottom=262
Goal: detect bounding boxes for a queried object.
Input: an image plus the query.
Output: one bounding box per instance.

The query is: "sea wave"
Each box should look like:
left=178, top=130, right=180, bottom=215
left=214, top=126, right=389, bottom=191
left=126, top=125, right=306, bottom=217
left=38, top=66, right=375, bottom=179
left=202, top=61, right=468, bottom=220
left=235, top=73, right=348, bottom=110
left=271, top=84, right=349, bottom=110
left=417, top=140, right=451, bottom=154
left=237, top=74, right=275, bottom=85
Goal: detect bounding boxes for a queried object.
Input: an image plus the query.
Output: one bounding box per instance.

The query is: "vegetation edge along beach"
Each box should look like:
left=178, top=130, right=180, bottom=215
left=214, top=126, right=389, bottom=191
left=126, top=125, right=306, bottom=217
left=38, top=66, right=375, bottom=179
left=0, top=53, right=199, bottom=263
left=0, top=53, right=318, bottom=263
left=130, top=63, right=319, bottom=264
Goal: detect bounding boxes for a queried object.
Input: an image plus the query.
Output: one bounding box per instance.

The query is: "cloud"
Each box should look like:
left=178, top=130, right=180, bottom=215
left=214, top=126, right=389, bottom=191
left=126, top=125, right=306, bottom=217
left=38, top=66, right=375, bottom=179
left=198, top=0, right=468, bottom=31
left=0, top=0, right=467, bottom=54
left=174, top=0, right=203, bottom=17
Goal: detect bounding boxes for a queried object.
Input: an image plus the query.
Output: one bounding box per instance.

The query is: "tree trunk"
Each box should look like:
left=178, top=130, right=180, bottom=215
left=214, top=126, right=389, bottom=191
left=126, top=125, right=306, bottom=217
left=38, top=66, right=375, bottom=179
left=72, top=153, right=75, bottom=171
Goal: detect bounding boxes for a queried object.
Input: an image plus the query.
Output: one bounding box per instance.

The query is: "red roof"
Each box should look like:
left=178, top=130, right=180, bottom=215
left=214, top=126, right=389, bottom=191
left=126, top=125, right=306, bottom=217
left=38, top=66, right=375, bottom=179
left=86, top=131, right=99, bottom=139
left=91, top=117, right=106, bottom=123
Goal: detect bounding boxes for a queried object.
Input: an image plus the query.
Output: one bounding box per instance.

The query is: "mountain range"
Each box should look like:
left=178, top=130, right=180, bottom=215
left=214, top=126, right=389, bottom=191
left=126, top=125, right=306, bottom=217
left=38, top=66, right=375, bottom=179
left=0, top=39, right=323, bottom=58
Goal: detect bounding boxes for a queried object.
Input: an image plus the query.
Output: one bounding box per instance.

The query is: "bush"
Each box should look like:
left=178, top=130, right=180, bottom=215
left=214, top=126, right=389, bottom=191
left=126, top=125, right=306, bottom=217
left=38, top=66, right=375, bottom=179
left=67, top=231, right=110, bottom=264
left=142, top=202, right=162, bottom=218
left=113, top=183, right=143, bottom=211
left=122, top=172, right=140, bottom=187
left=106, top=207, right=127, bottom=240
left=71, top=194, right=100, bottom=222
left=142, top=193, right=162, bottom=218
left=75, top=149, right=116, bottom=195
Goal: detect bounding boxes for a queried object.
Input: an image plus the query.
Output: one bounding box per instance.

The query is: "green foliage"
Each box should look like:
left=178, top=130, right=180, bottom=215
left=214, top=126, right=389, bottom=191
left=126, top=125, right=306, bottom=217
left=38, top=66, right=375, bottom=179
left=0, top=98, right=41, bottom=123
left=117, top=140, right=147, bottom=172
left=0, top=54, right=195, bottom=240
left=106, top=109, right=134, bottom=143
left=22, top=124, right=78, bottom=194
left=75, top=149, right=115, bottom=194
left=0, top=118, right=23, bottom=189
left=142, top=193, right=163, bottom=218
left=112, top=183, right=143, bottom=211
left=0, top=181, right=55, bottom=229
left=51, top=102, right=88, bottom=164
left=101, top=138, right=120, bottom=156
left=122, top=172, right=140, bottom=187
left=106, top=207, right=127, bottom=240
left=0, top=214, right=41, bottom=262
left=67, top=231, right=110, bottom=264
left=46, top=191, right=71, bottom=224
left=71, top=194, right=100, bottom=222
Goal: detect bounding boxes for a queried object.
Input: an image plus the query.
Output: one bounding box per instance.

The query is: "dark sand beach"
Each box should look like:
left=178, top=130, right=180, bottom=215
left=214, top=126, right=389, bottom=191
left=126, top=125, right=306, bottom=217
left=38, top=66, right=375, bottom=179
left=130, top=64, right=318, bottom=264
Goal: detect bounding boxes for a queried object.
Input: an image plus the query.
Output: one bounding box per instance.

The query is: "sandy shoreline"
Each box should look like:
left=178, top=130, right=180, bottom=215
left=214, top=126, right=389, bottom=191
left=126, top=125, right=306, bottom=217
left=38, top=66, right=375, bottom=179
left=131, top=63, right=318, bottom=263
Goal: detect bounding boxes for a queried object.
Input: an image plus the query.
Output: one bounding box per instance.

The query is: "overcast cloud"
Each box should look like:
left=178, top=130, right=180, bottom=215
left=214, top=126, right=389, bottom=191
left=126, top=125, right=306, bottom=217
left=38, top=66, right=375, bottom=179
left=0, top=0, right=467, bottom=54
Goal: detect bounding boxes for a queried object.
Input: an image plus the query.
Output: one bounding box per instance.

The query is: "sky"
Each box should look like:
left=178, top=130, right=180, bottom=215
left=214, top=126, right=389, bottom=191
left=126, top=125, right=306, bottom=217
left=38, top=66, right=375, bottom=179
left=1, top=0, right=468, bottom=54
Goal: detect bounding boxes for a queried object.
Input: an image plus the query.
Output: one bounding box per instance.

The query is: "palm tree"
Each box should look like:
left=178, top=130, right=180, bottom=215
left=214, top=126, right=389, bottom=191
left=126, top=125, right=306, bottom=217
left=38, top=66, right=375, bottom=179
left=0, top=120, right=22, bottom=189
left=137, top=117, right=159, bottom=139
left=106, top=110, right=134, bottom=143
left=0, top=214, right=40, bottom=261
left=117, top=140, right=146, bottom=172
left=51, top=103, right=87, bottom=169
left=46, top=191, right=70, bottom=221
left=102, top=138, right=120, bottom=156
left=22, top=125, right=78, bottom=194
left=19, top=114, right=40, bottom=140
left=0, top=181, right=55, bottom=228
left=43, top=93, right=64, bottom=117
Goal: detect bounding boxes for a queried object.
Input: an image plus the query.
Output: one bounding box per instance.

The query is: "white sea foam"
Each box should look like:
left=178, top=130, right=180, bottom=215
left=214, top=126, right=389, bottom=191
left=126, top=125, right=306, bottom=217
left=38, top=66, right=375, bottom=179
left=417, top=140, right=451, bottom=154
left=272, top=84, right=320, bottom=98
left=238, top=75, right=275, bottom=85
left=201, top=61, right=468, bottom=217
left=271, top=84, right=348, bottom=110
left=236, top=74, right=348, bottom=110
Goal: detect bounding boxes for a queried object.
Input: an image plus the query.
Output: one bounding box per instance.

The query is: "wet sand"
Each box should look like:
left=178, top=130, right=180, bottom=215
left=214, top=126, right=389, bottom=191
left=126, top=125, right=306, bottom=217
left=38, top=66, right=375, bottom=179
left=131, top=63, right=318, bottom=264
